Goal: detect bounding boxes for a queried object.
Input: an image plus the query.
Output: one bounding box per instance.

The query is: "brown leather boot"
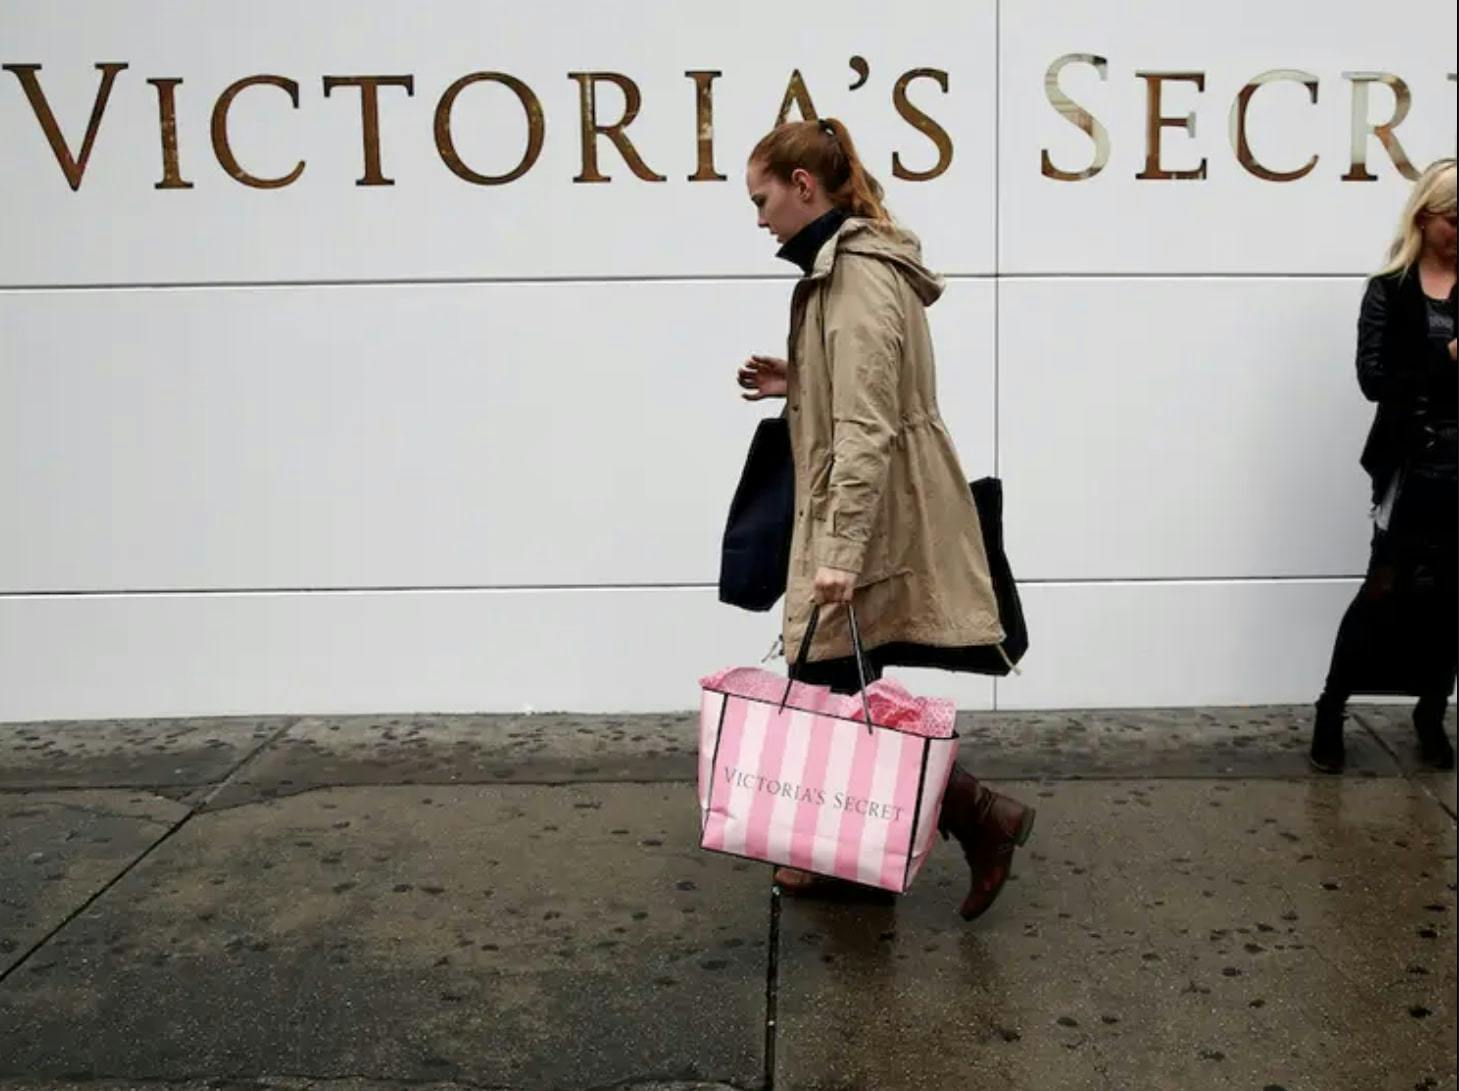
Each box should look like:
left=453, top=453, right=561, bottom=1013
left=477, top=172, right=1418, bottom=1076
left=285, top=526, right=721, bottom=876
left=938, top=764, right=1036, bottom=921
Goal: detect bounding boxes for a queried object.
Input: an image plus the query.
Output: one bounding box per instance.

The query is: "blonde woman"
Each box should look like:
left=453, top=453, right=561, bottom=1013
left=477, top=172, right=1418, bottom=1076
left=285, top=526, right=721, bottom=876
left=735, top=119, right=1034, bottom=920
left=1311, top=159, right=1457, bottom=773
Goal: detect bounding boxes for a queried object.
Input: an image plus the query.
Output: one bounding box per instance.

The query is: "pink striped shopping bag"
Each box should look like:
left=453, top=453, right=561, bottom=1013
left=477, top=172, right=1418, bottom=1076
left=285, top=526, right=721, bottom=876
left=697, top=612, right=958, bottom=893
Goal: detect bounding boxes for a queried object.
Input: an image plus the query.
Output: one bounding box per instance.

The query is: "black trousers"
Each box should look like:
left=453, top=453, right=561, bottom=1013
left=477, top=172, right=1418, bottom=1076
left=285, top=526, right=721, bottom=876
left=1323, top=473, right=1457, bottom=710
left=795, top=651, right=885, bottom=696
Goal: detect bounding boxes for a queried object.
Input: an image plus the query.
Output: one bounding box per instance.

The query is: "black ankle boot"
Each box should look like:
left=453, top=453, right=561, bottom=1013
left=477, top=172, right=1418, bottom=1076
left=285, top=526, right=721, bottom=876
left=1413, top=698, right=1455, bottom=771
left=1309, top=693, right=1347, bottom=774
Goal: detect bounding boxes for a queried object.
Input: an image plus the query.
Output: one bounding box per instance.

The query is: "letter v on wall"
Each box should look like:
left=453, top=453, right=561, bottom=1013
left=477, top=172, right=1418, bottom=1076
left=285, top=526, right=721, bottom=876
left=4, top=62, right=129, bottom=191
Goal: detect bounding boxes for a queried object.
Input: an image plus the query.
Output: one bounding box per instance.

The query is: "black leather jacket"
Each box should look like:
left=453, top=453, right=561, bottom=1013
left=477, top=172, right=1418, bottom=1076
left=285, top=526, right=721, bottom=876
left=1356, top=270, right=1458, bottom=501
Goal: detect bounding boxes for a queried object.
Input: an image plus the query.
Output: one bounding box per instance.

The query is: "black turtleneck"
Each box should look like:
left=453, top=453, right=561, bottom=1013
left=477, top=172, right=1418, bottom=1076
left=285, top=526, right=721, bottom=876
left=777, top=209, right=847, bottom=275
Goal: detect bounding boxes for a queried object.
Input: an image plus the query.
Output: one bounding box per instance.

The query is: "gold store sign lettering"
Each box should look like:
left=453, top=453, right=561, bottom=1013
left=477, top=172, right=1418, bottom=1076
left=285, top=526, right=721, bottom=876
left=0, top=61, right=954, bottom=191
left=2, top=58, right=1452, bottom=192
left=1042, top=55, right=1457, bottom=183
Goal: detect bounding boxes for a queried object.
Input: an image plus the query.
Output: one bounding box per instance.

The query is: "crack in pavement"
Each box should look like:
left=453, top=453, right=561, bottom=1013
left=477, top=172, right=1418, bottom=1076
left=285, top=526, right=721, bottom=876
left=0, top=720, right=296, bottom=988
left=1352, top=710, right=1457, bottom=824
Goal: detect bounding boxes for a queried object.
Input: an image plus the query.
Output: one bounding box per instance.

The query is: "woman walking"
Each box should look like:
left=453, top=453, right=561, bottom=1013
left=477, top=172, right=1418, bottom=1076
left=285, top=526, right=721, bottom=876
left=735, top=118, right=1034, bottom=920
left=1310, top=158, right=1457, bottom=774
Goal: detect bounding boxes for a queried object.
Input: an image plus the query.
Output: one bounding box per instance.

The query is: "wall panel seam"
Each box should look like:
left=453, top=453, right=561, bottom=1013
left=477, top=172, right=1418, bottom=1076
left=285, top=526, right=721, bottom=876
left=0, top=575, right=1367, bottom=601
left=0, top=273, right=1370, bottom=296
left=993, top=0, right=1003, bottom=711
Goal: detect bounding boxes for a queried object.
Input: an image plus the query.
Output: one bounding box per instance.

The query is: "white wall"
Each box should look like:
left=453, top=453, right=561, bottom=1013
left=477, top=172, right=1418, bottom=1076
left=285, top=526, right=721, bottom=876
left=1, top=1, right=1455, bottom=719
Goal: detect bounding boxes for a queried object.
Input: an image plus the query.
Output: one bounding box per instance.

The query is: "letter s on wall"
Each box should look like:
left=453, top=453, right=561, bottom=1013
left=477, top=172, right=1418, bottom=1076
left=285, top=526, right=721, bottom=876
left=1041, top=53, right=1110, bottom=181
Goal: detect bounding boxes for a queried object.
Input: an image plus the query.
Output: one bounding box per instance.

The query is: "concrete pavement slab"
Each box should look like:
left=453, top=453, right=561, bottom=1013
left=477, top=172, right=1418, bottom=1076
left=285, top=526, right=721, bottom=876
left=775, top=778, right=1456, bottom=1091
left=202, top=714, right=700, bottom=810
left=955, top=705, right=1405, bottom=781
left=1352, top=705, right=1457, bottom=814
left=0, top=791, right=189, bottom=977
left=4, top=707, right=1454, bottom=1091
left=0, top=719, right=294, bottom=797
left=0, top=783, right=767, bottom=1090
left=0, top=1081, right=743, bottom=1091
left=5, top=704, right=1437, bottom=812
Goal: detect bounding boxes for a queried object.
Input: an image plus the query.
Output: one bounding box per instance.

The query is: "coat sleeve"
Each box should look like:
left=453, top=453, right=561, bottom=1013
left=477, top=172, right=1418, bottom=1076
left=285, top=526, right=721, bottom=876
left=817, top=256, right=903, bottom=576
left=1355, top=275, right=1416, bottom=404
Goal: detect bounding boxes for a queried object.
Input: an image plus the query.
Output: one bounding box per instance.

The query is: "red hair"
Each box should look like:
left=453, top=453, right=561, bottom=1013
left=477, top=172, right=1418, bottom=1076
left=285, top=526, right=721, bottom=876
left=750, top=118, right=890, bottom=222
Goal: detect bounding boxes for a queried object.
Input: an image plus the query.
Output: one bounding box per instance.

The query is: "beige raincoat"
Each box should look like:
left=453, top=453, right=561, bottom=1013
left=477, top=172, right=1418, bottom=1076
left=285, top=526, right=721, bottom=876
left=782, top=217, right=1004, bottom=662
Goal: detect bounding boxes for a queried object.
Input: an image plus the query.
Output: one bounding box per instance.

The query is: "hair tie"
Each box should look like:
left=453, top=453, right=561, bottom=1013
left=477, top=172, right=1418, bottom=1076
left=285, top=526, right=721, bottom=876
left=819, top=120, right=836, bottom=138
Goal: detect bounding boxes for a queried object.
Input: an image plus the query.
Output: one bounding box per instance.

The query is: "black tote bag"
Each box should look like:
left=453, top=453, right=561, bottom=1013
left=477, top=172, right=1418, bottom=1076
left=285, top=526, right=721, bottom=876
left=718, top=417, right=795, bottom=612
left=967, top=476, right=1029, bottom=671
left=871, top=477, right=1028, bottom=676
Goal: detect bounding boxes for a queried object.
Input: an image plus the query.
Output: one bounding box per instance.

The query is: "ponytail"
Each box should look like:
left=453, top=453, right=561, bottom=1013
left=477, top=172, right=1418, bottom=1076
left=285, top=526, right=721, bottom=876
left=821, top=118, right=888, bottom=221
left=750, top=117, right=891, bottom=223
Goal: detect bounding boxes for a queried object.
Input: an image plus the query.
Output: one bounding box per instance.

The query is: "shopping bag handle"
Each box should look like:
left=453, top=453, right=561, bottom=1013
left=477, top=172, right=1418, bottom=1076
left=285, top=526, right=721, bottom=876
left=780, top=602, right=875, bottom=731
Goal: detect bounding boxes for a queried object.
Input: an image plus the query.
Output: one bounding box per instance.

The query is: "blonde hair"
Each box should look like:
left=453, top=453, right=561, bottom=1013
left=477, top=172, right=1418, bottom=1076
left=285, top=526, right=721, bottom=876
left=1378, top=158, right=1456, bottom=277
left=750, top=119, right=891, bottom=223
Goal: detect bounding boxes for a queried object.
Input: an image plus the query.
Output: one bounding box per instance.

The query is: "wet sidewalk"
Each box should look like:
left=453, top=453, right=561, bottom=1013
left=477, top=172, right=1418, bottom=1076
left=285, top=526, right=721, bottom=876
left=1, top=706, right=1454, bottom=1091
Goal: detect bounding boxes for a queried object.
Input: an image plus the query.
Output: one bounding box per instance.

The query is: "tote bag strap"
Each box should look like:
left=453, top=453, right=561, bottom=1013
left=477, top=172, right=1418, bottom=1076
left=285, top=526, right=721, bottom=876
left=780, top=603, right=875, bottom=732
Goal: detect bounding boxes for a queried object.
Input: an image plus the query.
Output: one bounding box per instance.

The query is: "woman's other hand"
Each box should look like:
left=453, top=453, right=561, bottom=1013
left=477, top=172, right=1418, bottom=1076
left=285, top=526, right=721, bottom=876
left=813, top=565, right=856, bottom=604
left=737, top=355, right=788, bottom=400
left=1448, top=338, right=1456, bottom=362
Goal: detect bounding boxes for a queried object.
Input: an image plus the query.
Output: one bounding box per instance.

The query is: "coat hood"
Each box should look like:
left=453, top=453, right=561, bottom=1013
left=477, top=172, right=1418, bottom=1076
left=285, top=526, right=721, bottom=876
left=808, top=218, right=946, bottom=307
